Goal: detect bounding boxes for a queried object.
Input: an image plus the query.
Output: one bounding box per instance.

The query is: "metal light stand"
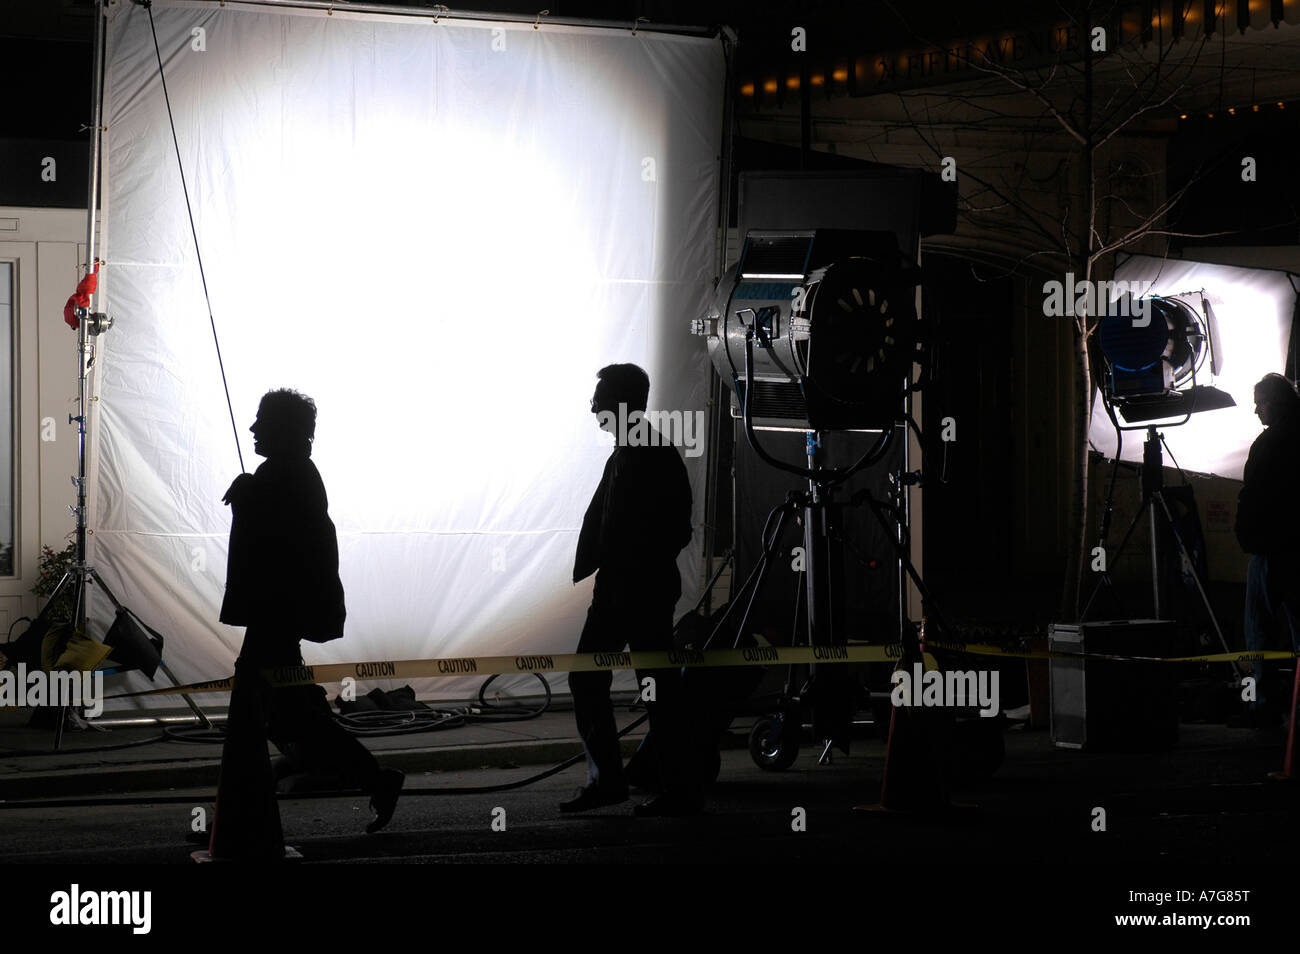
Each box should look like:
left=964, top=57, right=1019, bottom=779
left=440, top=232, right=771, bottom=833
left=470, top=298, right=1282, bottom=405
left=1081, top=424, right=1240, bottom=678
left=802, top=429, right=850, bottom=763
left=700, top=437, right=865, bottom=766
left=703, top=325, right=948, bottom=768
left=41, top=0, right=211, bottom=748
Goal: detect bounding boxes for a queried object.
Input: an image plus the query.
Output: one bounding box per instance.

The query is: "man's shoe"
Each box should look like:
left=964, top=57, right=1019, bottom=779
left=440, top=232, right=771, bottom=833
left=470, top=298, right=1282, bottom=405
left=366, top=768, right=405, bottom=834
left=558, top=784, right=629, bottom=813
left=632, top=794, right=704, bottom=818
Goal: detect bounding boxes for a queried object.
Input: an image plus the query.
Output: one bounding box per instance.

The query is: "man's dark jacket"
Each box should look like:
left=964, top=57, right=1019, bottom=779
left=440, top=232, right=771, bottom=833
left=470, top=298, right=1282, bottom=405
left=1235, top=410, right=1300, bottom=556
left=574, top=442, right=692, bottom=583
left=220, top=454, right=346, bottom=641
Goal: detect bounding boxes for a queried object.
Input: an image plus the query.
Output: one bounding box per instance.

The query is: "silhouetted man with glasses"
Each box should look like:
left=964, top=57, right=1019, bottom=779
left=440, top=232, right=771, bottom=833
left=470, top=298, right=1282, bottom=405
left=561, top=363, right=702, bottom=817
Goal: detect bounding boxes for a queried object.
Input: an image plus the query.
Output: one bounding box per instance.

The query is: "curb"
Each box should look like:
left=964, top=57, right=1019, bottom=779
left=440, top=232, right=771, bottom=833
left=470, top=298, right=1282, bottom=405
left=0, top=736, right=649, bottom=802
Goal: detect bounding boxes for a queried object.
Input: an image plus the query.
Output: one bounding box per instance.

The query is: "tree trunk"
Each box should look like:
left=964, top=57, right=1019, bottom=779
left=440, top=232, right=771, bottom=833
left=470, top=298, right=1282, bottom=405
left=1062, top=9, right=1096, bottom=624
left=1060, top=323, right=1093, bottom=622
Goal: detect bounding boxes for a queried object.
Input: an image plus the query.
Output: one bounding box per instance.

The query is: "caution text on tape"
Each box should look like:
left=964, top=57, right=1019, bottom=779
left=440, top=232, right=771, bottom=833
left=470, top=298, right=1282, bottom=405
left=103, top=642, right=1296, bottom=699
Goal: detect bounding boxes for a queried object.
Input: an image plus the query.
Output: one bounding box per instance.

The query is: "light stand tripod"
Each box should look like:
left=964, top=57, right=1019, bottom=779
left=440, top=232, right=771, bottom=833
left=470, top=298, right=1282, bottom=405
left=1082, top=425, right=1241, bottom=679
left=38, top=0, right=211, bottom=747
left=727, top=429, right=880, bottom=763
left=703, top=328, right=950, bottom=768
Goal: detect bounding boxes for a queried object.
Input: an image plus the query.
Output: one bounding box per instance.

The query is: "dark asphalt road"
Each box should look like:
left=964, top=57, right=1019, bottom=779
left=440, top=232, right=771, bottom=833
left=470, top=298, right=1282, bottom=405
left=3, top=727, right=1297, bottom=865
left=6, top=728, right=1293, bottom=940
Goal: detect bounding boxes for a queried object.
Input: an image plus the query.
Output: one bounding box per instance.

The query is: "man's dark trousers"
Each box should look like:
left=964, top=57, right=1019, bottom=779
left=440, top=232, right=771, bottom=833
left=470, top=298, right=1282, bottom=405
left=569, top=563, right=697, bottom=799
left=210, top=626, right=381, bottom=858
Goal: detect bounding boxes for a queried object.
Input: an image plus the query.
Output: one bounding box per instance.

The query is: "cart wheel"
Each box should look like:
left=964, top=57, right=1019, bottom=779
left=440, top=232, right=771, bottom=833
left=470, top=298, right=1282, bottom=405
left=749, top=713, right=800, bottom=770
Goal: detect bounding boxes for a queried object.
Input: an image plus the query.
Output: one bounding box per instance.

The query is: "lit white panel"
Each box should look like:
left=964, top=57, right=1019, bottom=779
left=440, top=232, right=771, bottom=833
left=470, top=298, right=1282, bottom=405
left=95, top=2, right=723, bottom=705
left=1089, top=254, right=1297, bottom=481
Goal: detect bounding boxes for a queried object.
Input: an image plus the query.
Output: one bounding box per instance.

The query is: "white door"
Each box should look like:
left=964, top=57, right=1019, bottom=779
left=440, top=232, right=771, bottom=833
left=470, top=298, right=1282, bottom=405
left=0, top=207, right=88, bottom=640
left=0, top=241, right=41, bottom=636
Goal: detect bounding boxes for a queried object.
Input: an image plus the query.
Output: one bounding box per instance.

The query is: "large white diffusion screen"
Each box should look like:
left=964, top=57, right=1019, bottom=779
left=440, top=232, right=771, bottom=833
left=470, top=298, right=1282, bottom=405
left=95, top=2, right=723, bottom=706
left=1088, top=254, right=1297, bottom=479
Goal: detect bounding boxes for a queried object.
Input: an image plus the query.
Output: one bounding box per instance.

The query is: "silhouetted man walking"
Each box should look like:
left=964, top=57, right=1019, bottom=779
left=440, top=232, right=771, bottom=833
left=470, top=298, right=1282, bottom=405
left=561, top=364, right=701, bottom=816
left=210, top=388, right=402, bottom=859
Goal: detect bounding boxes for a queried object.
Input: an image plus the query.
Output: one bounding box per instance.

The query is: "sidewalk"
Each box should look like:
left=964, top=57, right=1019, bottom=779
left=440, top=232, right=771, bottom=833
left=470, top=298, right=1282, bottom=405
left=2, top=701, right=1297, bottom=809
left=0, top=704, right=654, bottom=802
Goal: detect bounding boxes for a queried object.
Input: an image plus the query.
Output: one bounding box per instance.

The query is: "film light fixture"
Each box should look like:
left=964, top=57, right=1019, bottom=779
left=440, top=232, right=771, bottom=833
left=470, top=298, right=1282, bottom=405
left=1097, top=292, right=1234, bottom=425
left=1088, top=290, right=1237, bottom=667
left=691, top=228, right=943, bottom=769
left=694, top=230, right=922, bottom=431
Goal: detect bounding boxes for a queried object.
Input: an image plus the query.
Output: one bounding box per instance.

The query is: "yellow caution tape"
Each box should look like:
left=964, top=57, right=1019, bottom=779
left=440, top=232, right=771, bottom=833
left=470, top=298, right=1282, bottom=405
left=99, top=640, right=1297, bottom=700
left=104, top=645, right=889, bottom=698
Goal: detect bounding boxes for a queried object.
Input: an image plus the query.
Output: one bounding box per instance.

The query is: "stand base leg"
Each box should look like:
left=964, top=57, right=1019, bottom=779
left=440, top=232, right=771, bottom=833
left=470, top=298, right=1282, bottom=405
left=818, top=738, right=835, bottom=765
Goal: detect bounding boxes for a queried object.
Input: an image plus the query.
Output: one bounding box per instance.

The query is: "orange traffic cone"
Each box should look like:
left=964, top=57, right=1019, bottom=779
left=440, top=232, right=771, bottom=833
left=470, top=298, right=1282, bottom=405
left=875, top=676, right=951, bottom=811
left=857, top=618, right=954, bottom=813
left=1268, top=664, right=1300, bottom=782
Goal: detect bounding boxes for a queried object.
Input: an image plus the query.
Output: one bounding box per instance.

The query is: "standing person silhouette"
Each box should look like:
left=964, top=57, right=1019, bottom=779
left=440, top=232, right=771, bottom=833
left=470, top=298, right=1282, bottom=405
left=1235, top=373, right=1300, bottom=726
left=209, top=388, right=403, bottom=859
left=561, top=364, right=703, bottom=816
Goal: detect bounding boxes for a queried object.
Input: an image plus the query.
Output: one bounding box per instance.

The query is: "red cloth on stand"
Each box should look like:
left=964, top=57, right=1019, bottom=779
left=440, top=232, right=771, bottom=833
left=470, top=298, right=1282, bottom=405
left=63, top=263, right=100, bottom=330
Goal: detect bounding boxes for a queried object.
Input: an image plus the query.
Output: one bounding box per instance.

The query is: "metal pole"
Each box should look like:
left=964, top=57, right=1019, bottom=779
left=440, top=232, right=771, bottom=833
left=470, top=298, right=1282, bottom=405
left=76, top=0, right=108, bottom=635
left=1143, top=426, right=1163, bottom=619
left=717, top=27, right=737, bottom=277
left=716, top=27, right=738, bottom=607
left=898, top=419, right=909, bottom=642
left=85, top=0, right=104, bottom=273
left=703, top=28, right=736, bottom=615
left=161, top=0, right=719, bottom=37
